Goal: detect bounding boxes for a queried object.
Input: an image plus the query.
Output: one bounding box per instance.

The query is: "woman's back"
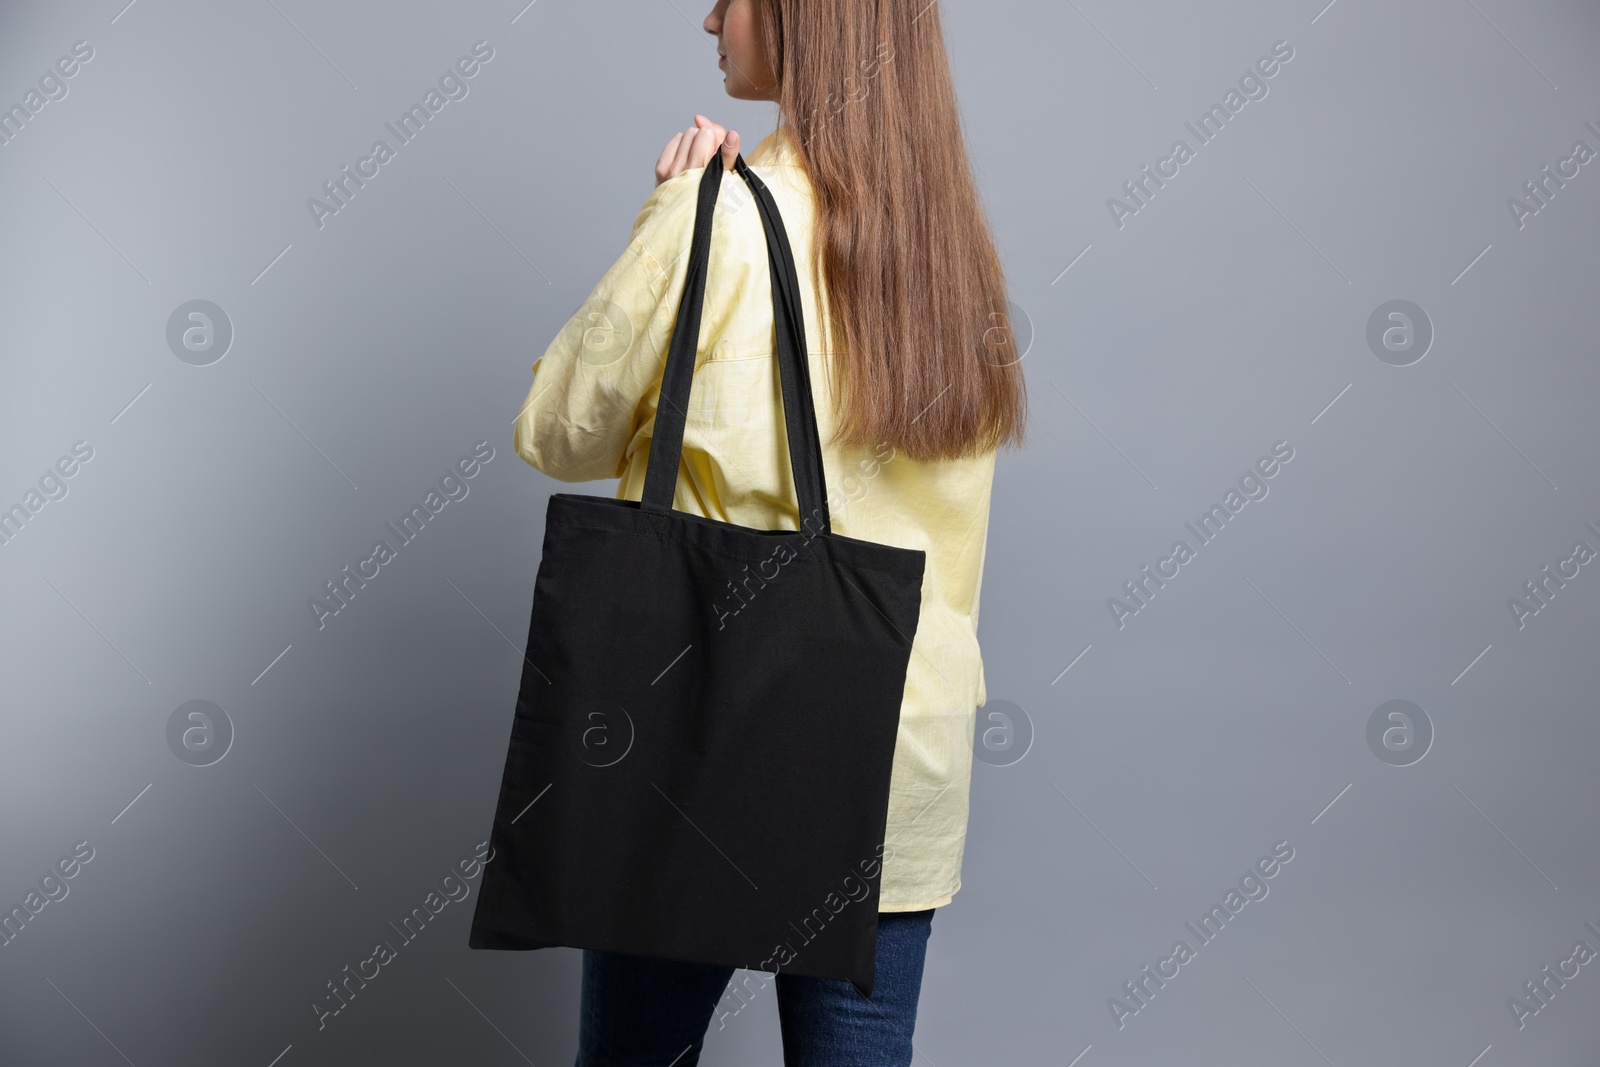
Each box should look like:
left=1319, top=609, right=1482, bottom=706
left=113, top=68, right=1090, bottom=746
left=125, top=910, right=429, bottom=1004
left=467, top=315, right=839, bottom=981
left=514, top=124, right=995, bottom=911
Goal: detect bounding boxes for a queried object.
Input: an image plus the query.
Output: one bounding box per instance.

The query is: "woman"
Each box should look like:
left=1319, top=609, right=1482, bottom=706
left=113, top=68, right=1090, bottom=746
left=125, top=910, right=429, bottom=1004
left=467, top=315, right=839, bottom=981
left=514, top=1, right=1026, bottom=1062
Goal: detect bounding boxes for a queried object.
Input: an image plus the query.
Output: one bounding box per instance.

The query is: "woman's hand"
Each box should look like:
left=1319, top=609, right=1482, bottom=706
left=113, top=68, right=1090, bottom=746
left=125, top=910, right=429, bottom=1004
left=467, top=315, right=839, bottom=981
left=655, top=114, right=740, bottom=186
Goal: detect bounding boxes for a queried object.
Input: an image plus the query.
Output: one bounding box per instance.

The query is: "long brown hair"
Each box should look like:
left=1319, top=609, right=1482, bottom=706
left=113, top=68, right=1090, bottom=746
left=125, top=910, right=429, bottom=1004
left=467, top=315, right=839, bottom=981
left=753, top=0, right=1027, bottom=462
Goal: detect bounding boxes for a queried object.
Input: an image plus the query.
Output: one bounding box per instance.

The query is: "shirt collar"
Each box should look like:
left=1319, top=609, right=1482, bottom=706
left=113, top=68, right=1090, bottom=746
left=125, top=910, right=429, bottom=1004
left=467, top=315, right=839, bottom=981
left=746, top=124, right=803, bottom=167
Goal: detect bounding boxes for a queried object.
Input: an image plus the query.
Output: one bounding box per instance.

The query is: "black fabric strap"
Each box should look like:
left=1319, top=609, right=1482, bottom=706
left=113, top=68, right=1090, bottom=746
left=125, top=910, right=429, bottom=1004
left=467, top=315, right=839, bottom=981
left=640, top=153, right=831, bottom=535
left=743, top=163, right=831, bottom=534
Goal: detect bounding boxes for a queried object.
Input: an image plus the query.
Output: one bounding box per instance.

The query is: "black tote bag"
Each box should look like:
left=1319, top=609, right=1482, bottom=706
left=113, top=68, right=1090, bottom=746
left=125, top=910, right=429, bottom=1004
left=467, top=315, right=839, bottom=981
left=467, top=149, right=927, bottom=997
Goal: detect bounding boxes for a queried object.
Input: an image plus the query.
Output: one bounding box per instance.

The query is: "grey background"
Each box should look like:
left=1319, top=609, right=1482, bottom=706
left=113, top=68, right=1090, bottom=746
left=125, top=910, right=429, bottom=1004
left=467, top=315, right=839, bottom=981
left=2, top=0, right=1598, bottom=1064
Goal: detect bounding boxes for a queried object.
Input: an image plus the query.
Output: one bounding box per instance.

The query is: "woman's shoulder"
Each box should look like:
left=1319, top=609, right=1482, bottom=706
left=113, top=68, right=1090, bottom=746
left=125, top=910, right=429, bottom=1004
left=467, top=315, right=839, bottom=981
left=627, top=154, right=812, bottom=263
left=627, top=166, right=705, bottom=248
left=745, top=125, right=804, bottom=168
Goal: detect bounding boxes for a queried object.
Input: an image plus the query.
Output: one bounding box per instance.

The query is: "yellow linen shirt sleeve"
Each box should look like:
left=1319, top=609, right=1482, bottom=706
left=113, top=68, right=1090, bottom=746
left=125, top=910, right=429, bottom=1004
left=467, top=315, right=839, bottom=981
left=512, top=170, right=704, bottom=483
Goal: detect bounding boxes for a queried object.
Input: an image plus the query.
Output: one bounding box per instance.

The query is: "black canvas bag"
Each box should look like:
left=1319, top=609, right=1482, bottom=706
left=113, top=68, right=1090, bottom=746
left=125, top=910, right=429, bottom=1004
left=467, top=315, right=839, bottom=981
left=468, top=149, right=927, bottom=997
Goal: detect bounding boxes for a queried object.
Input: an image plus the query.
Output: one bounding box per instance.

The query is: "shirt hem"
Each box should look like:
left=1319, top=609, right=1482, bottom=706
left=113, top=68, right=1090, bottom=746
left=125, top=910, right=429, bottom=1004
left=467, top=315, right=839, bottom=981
left=878, top=883, right=958, bottom=912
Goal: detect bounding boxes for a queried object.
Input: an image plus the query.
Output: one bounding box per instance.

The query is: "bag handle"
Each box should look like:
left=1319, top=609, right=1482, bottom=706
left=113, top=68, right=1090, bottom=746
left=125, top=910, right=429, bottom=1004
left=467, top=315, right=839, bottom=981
left=639, top=151, right=831, bottom=535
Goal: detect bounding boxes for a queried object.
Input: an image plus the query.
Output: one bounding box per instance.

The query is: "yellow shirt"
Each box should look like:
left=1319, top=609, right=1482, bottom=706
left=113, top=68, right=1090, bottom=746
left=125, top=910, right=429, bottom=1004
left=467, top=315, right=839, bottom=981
left=512, top=125, right=995, bottom=911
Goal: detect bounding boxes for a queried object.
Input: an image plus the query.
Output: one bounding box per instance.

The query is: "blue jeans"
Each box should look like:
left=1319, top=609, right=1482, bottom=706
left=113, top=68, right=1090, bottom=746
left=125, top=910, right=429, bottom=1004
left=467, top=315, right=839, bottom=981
left=574, top=910, right=935, bottom=1066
